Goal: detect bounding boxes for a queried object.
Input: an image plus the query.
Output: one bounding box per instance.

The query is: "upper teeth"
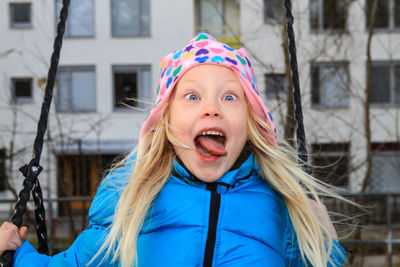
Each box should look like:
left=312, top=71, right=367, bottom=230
left=200, top=130, right=224, bottom=137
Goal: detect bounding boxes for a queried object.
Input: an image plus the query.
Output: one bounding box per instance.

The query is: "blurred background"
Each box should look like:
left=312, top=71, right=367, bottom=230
left=0, top=0, right=399, bottom=266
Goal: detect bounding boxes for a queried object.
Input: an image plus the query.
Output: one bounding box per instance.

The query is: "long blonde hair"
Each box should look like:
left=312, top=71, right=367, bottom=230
left=93, top=104, right=347, bottom=266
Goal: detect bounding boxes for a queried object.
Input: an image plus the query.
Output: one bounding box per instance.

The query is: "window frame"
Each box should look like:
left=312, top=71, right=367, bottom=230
left=55, top=0, right=95, bottom=38
left=110, top=0, right=151, bottom=37
left=365, top=0, right=400, bottom=32
left=310, top=61, right=350, bottom=109
left=309, top=0, right=350, bottom=33
left=56, top=65, right=97, bottom=113
left=9, top=2, right=32, bottom=29
left=369, top=61, right=400, bottom=107
left=112, top=65, right=152, bottom=111
left=312, top=143, right=350, bottom=189
left=10, top=77, right=33, bottom=104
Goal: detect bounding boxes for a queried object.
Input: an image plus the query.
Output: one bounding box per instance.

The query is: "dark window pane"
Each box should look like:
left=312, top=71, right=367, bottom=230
left=396, top=0, right=400, bottom=27
left=264, top=0, right=283, bottom=24
left=367, top=0, right=389, bottom=28
left=370, top=65, right=390, bottom=103
left=99, top=154, right=120, bottom=179
left=314, top=156, right=349, bottom=186
left=312, top=143, right=349, bottom=187
left=14, top=79, right=32, bottom=98
left=0, top=149, right=6, bottom=192
left=311, top=66, right=320, bottom=104
left=375, top=0, right=389, bottom=28
left=10, top=3, right=31, bottom=24
left=323, top=0, right=347, bottom=30
left=265, top=74, right=286, bottom=99
left=115, top=72, right=138, bottom=108
left=310, top=0, right=320, bottom=30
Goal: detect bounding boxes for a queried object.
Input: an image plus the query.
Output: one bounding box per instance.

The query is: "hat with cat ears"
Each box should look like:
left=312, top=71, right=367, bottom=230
left=139, top=32, right=277, bottom=145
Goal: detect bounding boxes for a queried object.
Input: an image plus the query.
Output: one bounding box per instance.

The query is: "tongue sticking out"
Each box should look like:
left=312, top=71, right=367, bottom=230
left=196, top=136, right=227, bottom=156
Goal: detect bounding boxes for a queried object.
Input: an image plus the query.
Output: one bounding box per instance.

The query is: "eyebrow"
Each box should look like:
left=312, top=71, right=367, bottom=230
left=223, top=79, right=240, bottom=84
left=179, top=79, right=197, bottom=84
left=180, top=79, right=239, bottom=84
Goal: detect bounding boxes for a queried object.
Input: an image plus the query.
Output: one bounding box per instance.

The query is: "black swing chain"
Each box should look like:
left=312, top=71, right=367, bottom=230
left=283, top=0, right=312, bottom=174
left=1, top=0, right=70, bottom=266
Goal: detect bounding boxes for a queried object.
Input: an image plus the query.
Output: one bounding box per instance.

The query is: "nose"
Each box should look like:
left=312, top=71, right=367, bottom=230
left=201, top=98, right=222, bottom=118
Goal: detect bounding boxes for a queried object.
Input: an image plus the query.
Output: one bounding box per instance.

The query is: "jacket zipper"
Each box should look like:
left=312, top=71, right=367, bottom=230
left=203, top=183, right=221, bottom=267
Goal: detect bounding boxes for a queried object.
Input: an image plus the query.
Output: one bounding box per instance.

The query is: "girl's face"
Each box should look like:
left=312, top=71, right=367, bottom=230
left=168, top=65, right=248, bottom=182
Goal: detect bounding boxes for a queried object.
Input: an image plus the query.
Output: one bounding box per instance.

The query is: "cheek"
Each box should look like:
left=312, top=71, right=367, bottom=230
left=236, top=111, right=249, bottom=141
left=230, top=115, right=248, bottom=141
left=169, top=111, right=192, bottom=139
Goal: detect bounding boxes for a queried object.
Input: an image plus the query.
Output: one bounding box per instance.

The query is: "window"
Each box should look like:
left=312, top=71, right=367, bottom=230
left=56, top=0, right=94, bottom=37
left=312, top=143, right=349, bottom=187
left=311, top=62, right=349, bottom=108
left=0, top=149, right=6, bottom=192
left=265, top=73, right=287, bottom=99
left=370, top=62, right=400, bottom=105
left=57, top=154, right=118, bottom=215
left=310, top=0, right=350, bottom=32
left=9, top=3, right=32, bottom=28
left=57, top=66, right=96, bottom=112
left=264, top=0, right=283, bottom=24
left=11, top=78, right=33, bottom=103
left=366, top=0, right=400, bottom=30
left=111, top=0, right=150, bottom=36
left=368, top=143, right=400, bottom=193
left=195, top=0, right=240, bottom=36
left=113, top=65, right=151, bottom=109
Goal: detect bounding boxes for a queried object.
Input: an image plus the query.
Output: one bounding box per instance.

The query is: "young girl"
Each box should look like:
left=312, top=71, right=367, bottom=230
left=0, top=32, right=347, bottom=266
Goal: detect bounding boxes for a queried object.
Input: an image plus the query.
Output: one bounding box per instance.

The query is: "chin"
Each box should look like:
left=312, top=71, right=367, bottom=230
left=193, top=167, right=225, bottom=183
left=197, top=175, right=220, bottom=183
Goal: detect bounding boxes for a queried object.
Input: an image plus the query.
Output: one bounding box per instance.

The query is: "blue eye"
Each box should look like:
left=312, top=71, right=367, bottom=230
left=224, top=94, right=236, bottom=101
left=185, top=93, right=199, bottom=101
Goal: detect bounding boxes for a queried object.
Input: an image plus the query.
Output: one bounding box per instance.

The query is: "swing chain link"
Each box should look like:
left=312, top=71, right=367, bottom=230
left=283, top=0, right=311, bottom=174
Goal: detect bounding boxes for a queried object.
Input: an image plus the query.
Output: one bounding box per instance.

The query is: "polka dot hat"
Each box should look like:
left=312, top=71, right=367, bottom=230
left=139, top=32, right=277, bottom=145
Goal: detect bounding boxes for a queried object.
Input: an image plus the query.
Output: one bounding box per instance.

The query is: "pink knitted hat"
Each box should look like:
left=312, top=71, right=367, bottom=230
left=139, top=32, right=277, bottom=145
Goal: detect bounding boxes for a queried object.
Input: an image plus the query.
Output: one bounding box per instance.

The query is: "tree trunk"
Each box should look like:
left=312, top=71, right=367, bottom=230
left=281, top=2, right=296, bottom=146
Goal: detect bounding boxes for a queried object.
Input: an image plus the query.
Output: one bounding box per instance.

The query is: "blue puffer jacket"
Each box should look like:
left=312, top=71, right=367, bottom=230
left=13, top=154, right=347, bottom=266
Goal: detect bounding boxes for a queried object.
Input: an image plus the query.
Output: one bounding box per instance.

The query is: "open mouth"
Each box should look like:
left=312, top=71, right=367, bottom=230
left=194, top=129, right=227, bottom=157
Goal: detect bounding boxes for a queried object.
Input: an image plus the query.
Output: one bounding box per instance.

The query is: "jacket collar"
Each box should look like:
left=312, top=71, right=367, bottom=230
left=171, top=151, right=259, bottom=191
